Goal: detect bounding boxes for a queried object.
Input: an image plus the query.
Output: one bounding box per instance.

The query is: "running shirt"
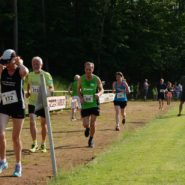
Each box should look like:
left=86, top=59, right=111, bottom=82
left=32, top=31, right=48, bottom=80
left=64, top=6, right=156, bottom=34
left=27, top=70, right=53, bottom=105
left=1, top=67, right=25, bottom=108
left=81, top=74, right=98, bottom=109
left=72, top=80, right=78, bottom=96
left=157, top=83, right=166, bottom=94
left=113, top=81, right=128, bottom=102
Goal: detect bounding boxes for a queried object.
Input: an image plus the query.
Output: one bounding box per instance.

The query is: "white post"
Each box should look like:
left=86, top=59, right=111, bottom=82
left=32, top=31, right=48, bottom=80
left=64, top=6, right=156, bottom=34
left=40, top=73, right=57, bottom=176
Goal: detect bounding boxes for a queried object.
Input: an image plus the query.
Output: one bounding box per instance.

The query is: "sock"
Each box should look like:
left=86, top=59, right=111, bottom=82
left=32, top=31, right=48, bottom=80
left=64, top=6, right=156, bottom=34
left=33, top=140, right=37, bottom=145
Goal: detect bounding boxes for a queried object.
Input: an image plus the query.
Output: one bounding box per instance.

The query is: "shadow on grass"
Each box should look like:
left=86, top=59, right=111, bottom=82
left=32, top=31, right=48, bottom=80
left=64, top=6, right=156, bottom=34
left=157, top=114, right=178, bottom=119
left=53, top=130, right=83, bottom=134
left=55, top=145, right=88, bottom=150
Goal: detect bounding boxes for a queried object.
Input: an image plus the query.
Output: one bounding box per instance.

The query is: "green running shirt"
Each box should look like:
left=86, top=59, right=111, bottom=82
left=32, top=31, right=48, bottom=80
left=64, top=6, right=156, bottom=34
left=26, top=70, right=53, bottom=105
left=81, top=74, right=98, bottom=109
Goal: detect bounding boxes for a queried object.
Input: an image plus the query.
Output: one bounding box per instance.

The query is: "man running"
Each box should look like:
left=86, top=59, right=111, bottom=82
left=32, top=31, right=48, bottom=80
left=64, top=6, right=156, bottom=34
left=68, top=74, right=81, bottom=121
left=178, top=76, right=185, bottom=116
left=157, top=78, right=167, bottom=110
left=0, top=49, right=29, bottom=177
left=26, top=56, right=54, bottom=153
left=77, top=62, right=104, bottom=148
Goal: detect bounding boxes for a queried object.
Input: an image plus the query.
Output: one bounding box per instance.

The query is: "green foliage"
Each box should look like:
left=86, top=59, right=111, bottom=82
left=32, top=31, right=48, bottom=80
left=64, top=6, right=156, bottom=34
left=1, top=0, right=185, bottom=85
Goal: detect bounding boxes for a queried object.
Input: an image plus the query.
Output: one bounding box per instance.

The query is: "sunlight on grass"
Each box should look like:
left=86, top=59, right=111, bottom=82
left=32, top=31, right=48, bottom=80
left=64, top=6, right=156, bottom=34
left=49, top=106, right=185, bottom=185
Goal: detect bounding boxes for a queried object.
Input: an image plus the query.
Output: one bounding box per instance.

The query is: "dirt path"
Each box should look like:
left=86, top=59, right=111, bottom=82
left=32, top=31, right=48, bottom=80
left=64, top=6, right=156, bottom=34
left=0, top=101, right=177, bottom=185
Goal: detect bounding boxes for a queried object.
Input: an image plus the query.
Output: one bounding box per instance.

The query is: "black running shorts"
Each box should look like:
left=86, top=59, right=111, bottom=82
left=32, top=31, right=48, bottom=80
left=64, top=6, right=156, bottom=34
left=35, top=108, right=45, bottom=118
left=0, top=103, right=25, bottom=119
left=81, top=107, right=100, bottom=118
left=113, top=101, right=127, bottom=109
left=28, top=104, right=35, bottom=114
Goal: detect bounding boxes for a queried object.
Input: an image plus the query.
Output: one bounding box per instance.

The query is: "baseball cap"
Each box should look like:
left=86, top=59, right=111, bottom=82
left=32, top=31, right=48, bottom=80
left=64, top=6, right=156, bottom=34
left=0, top=49, right=16, bottom=64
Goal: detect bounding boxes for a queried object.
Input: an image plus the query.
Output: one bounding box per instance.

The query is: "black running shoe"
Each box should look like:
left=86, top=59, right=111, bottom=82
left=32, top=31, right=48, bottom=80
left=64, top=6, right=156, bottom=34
left=84, top=128, right=90, bottom=137
left=88, top=137, right=94, bottom=148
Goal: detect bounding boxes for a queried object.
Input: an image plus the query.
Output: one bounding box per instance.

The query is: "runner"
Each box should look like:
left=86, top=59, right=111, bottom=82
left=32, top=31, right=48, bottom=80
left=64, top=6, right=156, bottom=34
left=166, top=81, right=173, bottom=105
left=177, top=76, right=185, bottom=116
left=26, top=56, right=54, bottom=153
left=0, top=49, right=29, bottom=177
left=112, top=72, right=130, bottom=131
left=68, top=74, right=81, bottom=121
left=77, top=62, right=104, bottom=148
left=157, top=78, right=167, bottom=110
left=143, top=79, right=149, bottom=101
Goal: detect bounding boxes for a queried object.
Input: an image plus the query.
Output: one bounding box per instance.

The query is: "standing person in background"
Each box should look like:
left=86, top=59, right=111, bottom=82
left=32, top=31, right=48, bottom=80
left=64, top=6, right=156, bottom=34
left=166, top=81, right=173, bottom=105
left=157, top=78, right=167, bottom=110
left=26, top=56, right=54, bottom=153
left=68, top=74, right=81, bottom=121
left=0, top=49, right=28, bottom=177
left=177, top=76, right=185, bottom=116
left=112, top=72, right=130, bottom=131
left=143, top=79, right=149, bottom=101
left=77, top=62, right=104, bottom=148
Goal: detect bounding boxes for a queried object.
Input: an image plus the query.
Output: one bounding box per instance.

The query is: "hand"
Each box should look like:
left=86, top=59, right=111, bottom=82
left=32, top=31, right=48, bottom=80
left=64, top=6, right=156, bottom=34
left=25, top=92, right=30, bottom=98
left=15, top=56, right=23, bottom=66
left=95, top=93, right=99, bottom=100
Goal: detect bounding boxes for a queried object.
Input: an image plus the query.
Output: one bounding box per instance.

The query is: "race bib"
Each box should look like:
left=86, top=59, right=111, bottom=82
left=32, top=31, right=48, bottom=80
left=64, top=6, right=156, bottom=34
left=160, top=89, right=165, bottom=93
left=83, top=95, right=93, bottom=103
left=31, top=85, right=39, bottom=93
left=117, top=92, right=124, bottom=99
left=2, top=90, right=18, bottom=105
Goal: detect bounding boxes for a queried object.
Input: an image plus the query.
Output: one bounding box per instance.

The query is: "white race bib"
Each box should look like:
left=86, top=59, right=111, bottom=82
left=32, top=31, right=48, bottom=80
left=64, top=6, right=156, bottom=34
left=83, top=95, right=93, bottom=103
left=160, top=89, right=165, bottom=93
left=117, top=92, right=124, bottom=99
left=31, top=85, right=39, bottom=93
left=2, top=90, right=18, bottom=105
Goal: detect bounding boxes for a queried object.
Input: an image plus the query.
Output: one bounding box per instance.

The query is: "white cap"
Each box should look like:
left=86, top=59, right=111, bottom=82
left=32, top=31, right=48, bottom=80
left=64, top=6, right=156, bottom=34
left=1, top=49, right=16, bottom=61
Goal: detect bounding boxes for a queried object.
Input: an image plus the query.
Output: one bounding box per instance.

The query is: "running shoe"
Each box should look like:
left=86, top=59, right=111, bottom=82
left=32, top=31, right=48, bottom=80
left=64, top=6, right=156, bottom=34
left=84, top=128, right=90, bottom=137
left=115, top=126, right=120, bottom=131
left=122, top=118, right=126, bottom=125
left=40, top=144, right=47, bottom=153
left=29, top=144, right=39, bottom=153
left=177, top=114, right=181, bottom=117
left=88, top=137, right=94, bottom=148
left=0, top=161, right=8, bottom=174
left=13, top=164, right=22, bottom=177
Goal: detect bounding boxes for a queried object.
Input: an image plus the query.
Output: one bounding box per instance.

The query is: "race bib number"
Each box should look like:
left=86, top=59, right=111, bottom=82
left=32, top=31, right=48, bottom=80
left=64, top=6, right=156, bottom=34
left=83, top=95, right=93, bottom=103
left=31, top=85, right=39, bottom=93
left=2, top=90, right=18, bottom=105
left=117, top=92, right=124, bottom=99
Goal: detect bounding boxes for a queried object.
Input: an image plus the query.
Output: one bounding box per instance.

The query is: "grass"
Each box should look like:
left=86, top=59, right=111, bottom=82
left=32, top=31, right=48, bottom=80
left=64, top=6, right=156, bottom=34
left=49, top=105, right=185, bottom=185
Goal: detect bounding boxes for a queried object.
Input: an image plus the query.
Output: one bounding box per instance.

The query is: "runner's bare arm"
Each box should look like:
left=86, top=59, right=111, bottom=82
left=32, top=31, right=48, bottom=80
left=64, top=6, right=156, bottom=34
left=15, top=57, right=29, bottom=78
left=112, top=82, right=116, bottom=93
left=26, top=83, right=31, bottom=98
left=95, top=77, right=104, bottom=99
left=0, top=64, right=5, bottom=76
left=124, top=81, right=130, bottom=94
left=77, top=78, right=84, bottom=103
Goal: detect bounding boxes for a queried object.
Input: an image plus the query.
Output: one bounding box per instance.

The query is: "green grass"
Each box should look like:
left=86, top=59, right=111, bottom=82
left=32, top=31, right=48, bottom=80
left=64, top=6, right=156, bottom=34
left=48, top=106, right=185, bottom=185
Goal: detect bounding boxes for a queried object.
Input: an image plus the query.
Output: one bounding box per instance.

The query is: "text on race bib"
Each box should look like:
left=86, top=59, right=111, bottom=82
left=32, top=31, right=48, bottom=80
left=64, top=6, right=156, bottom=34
left=160, top=89, right=165, bottom=93
left=31, top=85, right=39, bottom=93
left=2, top=90, right=18, bottom=105
left=117, top=92, right=124, bottom=99
left=83, top=95, right=93, bottom=103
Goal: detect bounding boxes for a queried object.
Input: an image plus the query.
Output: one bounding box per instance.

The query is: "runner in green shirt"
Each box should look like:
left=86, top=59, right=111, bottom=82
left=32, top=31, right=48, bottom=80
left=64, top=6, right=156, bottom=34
left=68, top=74, right=81, bottom=121
left=78, top=62, right=104, bottom=148
left=26, top=56, right=54, bottom=153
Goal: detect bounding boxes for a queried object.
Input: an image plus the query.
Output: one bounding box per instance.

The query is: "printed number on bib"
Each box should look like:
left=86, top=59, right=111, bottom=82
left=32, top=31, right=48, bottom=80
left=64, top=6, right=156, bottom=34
left=84, top=95, right=93, bottom=103
left=117, top=92, right=124, bottom=99
left=2, top=90, right=18, bottom=105
left=31, top=85, right=39, bottom=93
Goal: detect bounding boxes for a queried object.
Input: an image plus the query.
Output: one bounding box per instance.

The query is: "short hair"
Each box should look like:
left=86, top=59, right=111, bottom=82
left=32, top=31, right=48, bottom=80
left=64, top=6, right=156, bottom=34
left=32, top=56, right=43, bottom=65
left=74, top=74, right=80, bottom=80
left=84, top=61, right=94, bottom=68
left=115, top=72, right=123, bottom=77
